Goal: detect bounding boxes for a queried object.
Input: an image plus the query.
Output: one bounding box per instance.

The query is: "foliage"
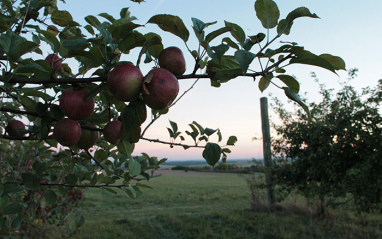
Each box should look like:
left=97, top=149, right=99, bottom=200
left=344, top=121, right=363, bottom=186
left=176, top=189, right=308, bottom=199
left=271, top=71, right=382, bottom=212
left=0, top=0, right=344, bottom=236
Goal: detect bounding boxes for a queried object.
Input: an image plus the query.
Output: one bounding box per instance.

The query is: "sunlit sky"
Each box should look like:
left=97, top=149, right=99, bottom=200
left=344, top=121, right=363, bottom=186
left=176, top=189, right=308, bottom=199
left=57, top=0, right=382, bottom=161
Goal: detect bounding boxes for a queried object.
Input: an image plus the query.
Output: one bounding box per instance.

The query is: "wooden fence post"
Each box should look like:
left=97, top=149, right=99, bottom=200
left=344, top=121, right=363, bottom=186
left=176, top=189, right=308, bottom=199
left=260, top=97, right=276, bottom=206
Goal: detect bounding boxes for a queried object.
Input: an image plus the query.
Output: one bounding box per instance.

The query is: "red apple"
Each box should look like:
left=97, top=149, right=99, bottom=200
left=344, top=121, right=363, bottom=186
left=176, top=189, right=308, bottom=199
left=59, top=87, right=95, bottom=120
left=6, top=119, right=26, bottom=137
left=142, top=68, right=179, bottom=110
left=45, top=53, right=62, bottom=71
left=107, top=63, right=143, bottom=102
left=158, top=46, right=186, bottom=76
left=53, top=118, right=81, bottom=147
left=76, top=125, right=99, bottom=149
left=103, top=120, right=122, bottom=144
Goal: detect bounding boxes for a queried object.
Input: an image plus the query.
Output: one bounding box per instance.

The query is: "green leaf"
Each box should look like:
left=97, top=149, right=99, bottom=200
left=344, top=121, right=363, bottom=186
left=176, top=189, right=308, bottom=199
left=217, top=130, right=222, bottom=142
left=0, top=196, right=9, bottom=208
left=147, top=14, right=189, bottom=42
left=45, top=190, right=57, bottom=205
left=65, top=174, right=78, bottom=186
left=234, top=50, right=256, bottom=73
left=51, top=10, right=73, bottom=27
left=3, top=204, right=23, bottom=215
left=128, top=158, right=141, bottom=177
left=0, top=31, right=38, bottom=61
left=99, top=13, right=116, bottom=23
left=283, top=87, right=311, bottom=119
left=144, top=33, right=163, bottom=59
left=225, top=21, right=246, bottom=45
left=137, top=34, right=162, bottom=66
left=255, top=0, right=280, bottom=29
left=203, top=143, right=222, bottom=166
left=192, top=121, right=204, bottom=135
left=21, top=173, right=42, bottom=190
left=117, top=141, right=135, bottom=156
left=62, top=37, right=88, bottom=53
left=37, top=30, right=60, bottom=52
left=290, top=51, right=337, bottom=74
left=94, top=149, right=108, bottom=161
left=222, top=37, right=239, bottom=50
left=206, top=43, right=229, bottom=62
left=192, top=18, right=217, bottom=33
left=2, top=183, right=23, bottom=195
left=169, top=120, right=178, bottom=133
left=119, top=31, right=146, bottom=53
left=207, top=56, right=243, bottom=83
left=276, top=75, right=300, bottom=93
left=75, top=215, right=85, bottom=229
left=248, top=33, right=266, bottom=44
left=258, top=73, right=273, bottom=92
left=319, top=54, right=346, bottom=70
left=121, top=99, right=147, bottom=143
left=204, top=128, right=217, bottom=136
left=278, top=7, right=319, bottom=35
left=204, top=27, right=231, bottom=43
left=226, top=136, right=238, bottom=146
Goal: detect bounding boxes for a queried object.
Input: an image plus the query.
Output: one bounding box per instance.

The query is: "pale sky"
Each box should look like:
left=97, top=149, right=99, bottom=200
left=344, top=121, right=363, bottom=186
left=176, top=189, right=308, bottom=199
left=57, top=0, right=382, bottom=161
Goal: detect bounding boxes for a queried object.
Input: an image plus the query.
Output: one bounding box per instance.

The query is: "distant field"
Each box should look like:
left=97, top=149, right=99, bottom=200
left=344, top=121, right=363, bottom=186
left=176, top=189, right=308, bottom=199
left=63, top=168, right=382, bottom=239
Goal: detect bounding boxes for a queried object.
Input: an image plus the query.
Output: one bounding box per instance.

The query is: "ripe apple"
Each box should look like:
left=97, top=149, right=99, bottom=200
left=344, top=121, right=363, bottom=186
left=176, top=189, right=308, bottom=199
left=142, top=68, right=179, bottom=110
left=45, top=53, right=62, bottom=71
left=107, top=63, right=143, bottom=102
left=158, top=46, right=186, bottom=76
left=6, top=119, right=26, bottom=137
left=53, top=118, right=81, bottom=147
left=103, top=120, right=122, bottom=144
left=76, top=125, right=99, bottom=149
left=59, top=87, right=95, bottom=120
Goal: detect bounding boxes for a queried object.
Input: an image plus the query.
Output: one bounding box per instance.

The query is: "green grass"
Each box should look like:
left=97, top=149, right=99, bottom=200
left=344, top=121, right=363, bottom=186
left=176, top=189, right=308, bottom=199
left=62, top=172, right=382, bottom=239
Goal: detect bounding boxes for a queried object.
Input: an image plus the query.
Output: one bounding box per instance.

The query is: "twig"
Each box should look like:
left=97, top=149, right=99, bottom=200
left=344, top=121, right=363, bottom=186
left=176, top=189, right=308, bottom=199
left=141, top=137, right=204, bottom=148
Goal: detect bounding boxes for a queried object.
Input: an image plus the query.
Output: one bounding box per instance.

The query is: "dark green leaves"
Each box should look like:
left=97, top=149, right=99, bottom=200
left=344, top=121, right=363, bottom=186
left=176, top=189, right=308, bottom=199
left=276, top=75, right=299, bottom=93
left=290, top=51, right=337, bottom=74
left=283, top=87, right=310, bottom=119
left=277, top=7, right=319, bottom=35
left=225, top=21, right=246, bottom=46
left=0, top=31, right=39, bottom=61
left=117, top=141, right=135, bottom=156
left=128, top=158, right=141, bottom=177
left=203, top=143, right=221, bottom=166
left=121, top=99, right=147, bottom=143
left=147, top=14, right=189, bottom=42
left=255, top=0, right=280, bottom=29
left=21, top=173, right=42, bottom=190
left=226, top=136, right=238, bottom=146
left=235, top=50, right=256, bottom=73
left=207, top=56, right=242, bottom=83
left=319, top=54, right=346, bottom=70
left=51, top=10, right=73, bottom=27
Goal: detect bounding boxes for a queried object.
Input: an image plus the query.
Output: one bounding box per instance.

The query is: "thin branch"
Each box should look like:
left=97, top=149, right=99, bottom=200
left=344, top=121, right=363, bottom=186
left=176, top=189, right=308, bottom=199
left=140, top=78, right=200, bottom=138
left=86, top=150, right=106, bottom=171
left=141, top=137, right=204, bottom=148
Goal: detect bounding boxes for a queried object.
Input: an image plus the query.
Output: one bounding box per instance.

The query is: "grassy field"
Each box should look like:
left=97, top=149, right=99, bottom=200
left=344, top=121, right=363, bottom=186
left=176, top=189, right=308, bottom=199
left=63, top=168, right=382, bottom=239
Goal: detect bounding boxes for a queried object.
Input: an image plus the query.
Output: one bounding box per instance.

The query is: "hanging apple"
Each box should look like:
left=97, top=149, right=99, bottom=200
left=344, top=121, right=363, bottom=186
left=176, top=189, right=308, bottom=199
left=107, top=63, right=143, bottom=102
left=158, top=46, right=186, bottom=76
left=142, top=68, right=179, bottom=110
left=103, top=120, right=123, bottom=144
left=59, top=87, right=95, bottom=120
left=53, top=118, right=82, bottom=147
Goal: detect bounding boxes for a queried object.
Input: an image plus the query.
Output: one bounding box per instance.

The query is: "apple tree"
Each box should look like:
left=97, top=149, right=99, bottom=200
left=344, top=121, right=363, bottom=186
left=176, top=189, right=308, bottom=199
left=271, top=71, right=382, bottom=213
left=0, top=0, right=345, bottom=236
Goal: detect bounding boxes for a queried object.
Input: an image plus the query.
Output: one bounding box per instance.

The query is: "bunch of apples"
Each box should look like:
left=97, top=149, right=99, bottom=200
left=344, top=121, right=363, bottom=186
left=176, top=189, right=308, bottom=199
left=6, top=47, right=186, bottom=149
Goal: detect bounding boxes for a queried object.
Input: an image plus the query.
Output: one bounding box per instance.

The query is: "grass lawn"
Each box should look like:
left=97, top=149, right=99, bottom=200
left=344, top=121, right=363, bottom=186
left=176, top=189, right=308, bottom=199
left=62, top=169, right=382, bottom=239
